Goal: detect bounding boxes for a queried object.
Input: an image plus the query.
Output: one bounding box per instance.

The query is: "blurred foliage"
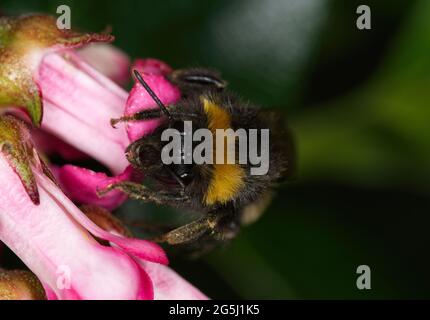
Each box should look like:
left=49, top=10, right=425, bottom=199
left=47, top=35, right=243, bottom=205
left=2, top=0, right=430, bottom=299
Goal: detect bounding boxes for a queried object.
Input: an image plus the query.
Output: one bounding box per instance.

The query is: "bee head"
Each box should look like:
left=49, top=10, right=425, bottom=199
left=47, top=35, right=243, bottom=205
left=125, top=120, right=196, bottom=189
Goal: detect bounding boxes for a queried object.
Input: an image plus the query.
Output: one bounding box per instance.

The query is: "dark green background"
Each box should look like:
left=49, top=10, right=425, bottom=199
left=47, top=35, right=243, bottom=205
left=2, top=0, right=430, bottom=299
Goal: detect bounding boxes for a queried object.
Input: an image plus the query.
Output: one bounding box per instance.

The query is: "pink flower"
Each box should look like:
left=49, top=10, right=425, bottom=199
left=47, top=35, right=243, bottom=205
left=40, top=52, right=182, bottom=210
left=0, top=15, right=182, bottom=211
left=0, top=15, right=130, bottom=209
left=38, top=51, right=130, bottom=176
left=0, top=15, right=207, bottom=300
left=0, top=115, right=206, bottom=300
left=78, top=44, right=131, bottom=86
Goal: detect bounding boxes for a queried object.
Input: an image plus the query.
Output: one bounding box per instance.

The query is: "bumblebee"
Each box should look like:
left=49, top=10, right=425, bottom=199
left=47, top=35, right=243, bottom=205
left=102, top=68, right=294, bottom=252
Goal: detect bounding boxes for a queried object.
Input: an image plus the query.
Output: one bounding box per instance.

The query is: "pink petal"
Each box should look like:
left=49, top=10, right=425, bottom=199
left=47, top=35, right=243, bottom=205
left=135, top=263, right=154, bottom=300
left=42, top=99, right=128, bottom=175
left=36, top=170, right=169, bottom=265
left=42, top=283, right=58, bottom=300
left=0, top=157, right=154, bottom=300
left=132, top=58, right=173, bottom=77
left=42, top=252, right=154, bottom=300
left=66, top=51, right=129, bottom=100
left=78, top=44, right=131, bottom=86
left=39, top=52, right=127, bottom=142
left=37, top=52, right=130, bottom=175
left=125, top=74, right=181, bottom=141
left=141, top=262, right=209, bottom=300
left=54, top=165, right=132, bottom=210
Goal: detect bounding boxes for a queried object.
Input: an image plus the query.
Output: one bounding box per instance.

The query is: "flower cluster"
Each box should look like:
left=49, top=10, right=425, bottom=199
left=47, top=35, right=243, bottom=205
left=0, top=14, right=205, bottom=300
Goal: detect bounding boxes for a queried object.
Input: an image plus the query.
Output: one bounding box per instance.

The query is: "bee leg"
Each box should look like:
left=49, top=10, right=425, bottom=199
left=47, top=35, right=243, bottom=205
left=153, top=213, right=222, bottom=245
left=111, top=109, right=201, bottom=127
left=97, top=181, right=188, bottom=204
left=110, top=109, right=162, bottom=127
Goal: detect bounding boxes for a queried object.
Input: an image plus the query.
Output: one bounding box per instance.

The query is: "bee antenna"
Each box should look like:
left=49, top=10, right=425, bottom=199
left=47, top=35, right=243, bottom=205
left=133, top=69, right=173, bottom=122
